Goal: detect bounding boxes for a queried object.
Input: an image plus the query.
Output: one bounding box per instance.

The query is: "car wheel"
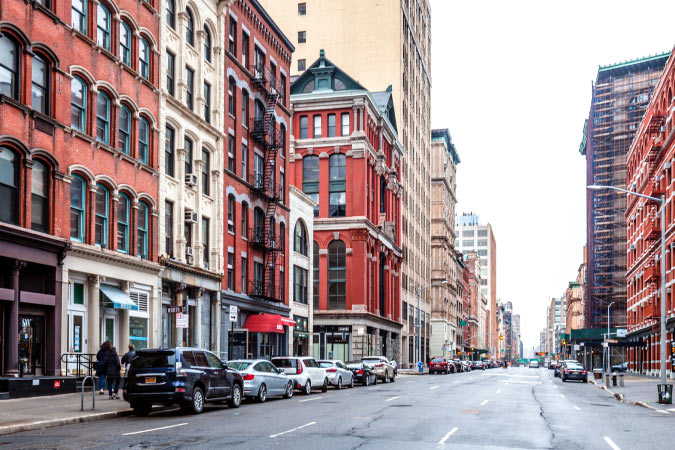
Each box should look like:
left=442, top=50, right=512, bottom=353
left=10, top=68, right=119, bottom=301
left=562, top=376, right=566, bottom=382
left=190, top=386, right=204, bottom=414
left=372, top=375, right=377, bottom=385
left=304, top=380, right=312, bottom=395
left=257, top=384, right=267, bottom=403
left=322, top=378, right=329, bottom=392
left=284, top=381, right=294, bottom=399
left=228, top=384, right=242, bottom=408
left=390, top=372, right=395, bottom=383
left=364, top=375, right=370, bottom=386
left=349, top=376, right=355, bottom=388
left=336, top=377, right=342, bottom=390
left=132, top=402, right=151, bottom=417
left=382, top=373, right=388, bottom=383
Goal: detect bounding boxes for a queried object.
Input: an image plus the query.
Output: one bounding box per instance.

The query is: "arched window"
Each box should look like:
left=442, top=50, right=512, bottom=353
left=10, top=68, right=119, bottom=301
left=228, top=77, right=236, bottom=116
left=313, top=241, right=319, bottom=309
left=184, top=136, right=193, bottom=175
left=185, top=8, right=195, bottom=47
left=294, top=220, right=307, bottom=256
left=166, top=0, right=176, bottom=29
left=327, top=240, right=346, bottom=309
left=117, top=193, right=130, bottom=253
left=139, top=38, right=150, bottom=80
left=138, top=117, right=149, bottom=164
left=302, top=155, right=319, bottom=217
left=118, top=105, right=131, bottom=154
left=204, top=27, right=212, bottom=63
left=0, top=147, right=19, bottom=225
left=0, top=34, right=20, bottom=100
left=31, top=160, right=49, bottom=232
left=31, top=55, right=49, bottom=115
left=94, top=184, right=109, bottom=247
left=71, top=0, right=88, bottom=34
left=201, top=148, right=210, bottom=195
left=137, top=202, right=149, bottom=259
left=71, top=76, right=87, bottom=132
left=70, top=175, right=86, bottom=241
left=329, top=153, right=346, bottom=217
left=120, top=22, right=132, bottom=66
left=96, top=91, right=111, bottom=144
left=96, top=4, right=111, bottom=51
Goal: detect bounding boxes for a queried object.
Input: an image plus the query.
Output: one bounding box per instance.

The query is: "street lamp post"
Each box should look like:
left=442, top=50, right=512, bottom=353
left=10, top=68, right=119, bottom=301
left=588, top=184, right=668, bottom=391
left=606, top=301, right=615, bottom=375
left=416, top=280, right=448, bottom=366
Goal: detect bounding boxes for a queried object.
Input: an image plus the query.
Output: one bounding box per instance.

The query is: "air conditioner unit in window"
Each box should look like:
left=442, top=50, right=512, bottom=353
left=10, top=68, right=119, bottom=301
left=630, top=244, right=636, bottom=250
left=185, top=211, right=198, bottom=223
left=203, top=261, right=209, bottom=270
left=186, top=246, right=194, bottom=257
left=185, top=173, right=198, bottom=187
left=661, top=125, right=667, bottom=133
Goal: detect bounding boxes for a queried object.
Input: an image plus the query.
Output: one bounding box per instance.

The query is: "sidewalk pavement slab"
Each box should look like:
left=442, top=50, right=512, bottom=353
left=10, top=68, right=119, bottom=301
left=0, top=391, right=137, bottom=435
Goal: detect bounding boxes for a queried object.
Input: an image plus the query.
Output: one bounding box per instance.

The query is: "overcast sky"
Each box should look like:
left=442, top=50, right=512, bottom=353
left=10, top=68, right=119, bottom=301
left=430, top=0, right=675, bottom=356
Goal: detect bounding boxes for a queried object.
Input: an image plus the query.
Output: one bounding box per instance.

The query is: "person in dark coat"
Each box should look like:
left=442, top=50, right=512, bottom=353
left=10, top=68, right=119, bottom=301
left=95, top=341, right=111, bottom=395
left=121, top=344, right=136, bottom=388
left=105, top=346, right=121, bottom=399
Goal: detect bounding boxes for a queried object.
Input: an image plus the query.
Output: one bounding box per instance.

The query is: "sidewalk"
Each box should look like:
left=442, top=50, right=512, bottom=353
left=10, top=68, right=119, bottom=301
left=591, top=373, right=675, bottom=413
left=0, top=391, right=135, bottom=435
left=398, top=368, right=429, bottom=376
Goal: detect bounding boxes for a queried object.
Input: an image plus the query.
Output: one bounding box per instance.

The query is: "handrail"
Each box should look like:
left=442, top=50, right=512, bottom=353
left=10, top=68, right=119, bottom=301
left=81, top=375, right=95, bottom=411
left=61, top=353, right=97, bottom=378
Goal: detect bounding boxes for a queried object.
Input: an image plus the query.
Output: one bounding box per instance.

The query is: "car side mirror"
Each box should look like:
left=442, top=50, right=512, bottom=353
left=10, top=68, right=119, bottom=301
left=278, top=368, right=284, bottom=374
left=222, top=363, right=228, bottom=369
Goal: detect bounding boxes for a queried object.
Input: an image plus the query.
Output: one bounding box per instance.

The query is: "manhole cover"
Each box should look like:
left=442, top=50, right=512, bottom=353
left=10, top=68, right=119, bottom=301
left=389, top=404, right=412, bottom=407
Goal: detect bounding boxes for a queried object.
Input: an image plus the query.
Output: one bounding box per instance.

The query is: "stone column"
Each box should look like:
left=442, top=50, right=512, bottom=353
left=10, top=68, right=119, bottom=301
left=6, top=261, right=25, bottom=376
left=119, top=281, right=130, bottom=353
left=175, top=284, right=185, bottom=347
left=88, top=275, right=101, bottom=352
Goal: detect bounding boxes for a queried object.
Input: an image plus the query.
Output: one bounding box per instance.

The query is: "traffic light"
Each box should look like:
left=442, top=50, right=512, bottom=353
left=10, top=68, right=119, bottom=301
left=499, top=334, right=503, bottom=341
left=562, top=339, right=566, bottom=346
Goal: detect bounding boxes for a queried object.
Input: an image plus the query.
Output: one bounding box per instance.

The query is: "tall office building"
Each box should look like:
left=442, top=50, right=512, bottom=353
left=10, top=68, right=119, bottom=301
left=455, top=213, right=497, bottom=357
left=259, top=0, right=432, bottom=366
left=580, top=53, right=668, bottom=329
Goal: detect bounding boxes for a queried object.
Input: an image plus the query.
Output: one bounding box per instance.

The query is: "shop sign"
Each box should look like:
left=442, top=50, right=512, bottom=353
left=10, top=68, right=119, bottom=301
left=357, top=327, right=364, bottom=336
left=186, top=299, right=197, bottom=307
left=54, top=380, right=61, bottom=389
left=168, top=306, right=186, bottom=314
left=617, top=329, right=627, bottom=338
left=337, top=326, right=350, bottom=333
left=229, top=306, right=238, bottom=322
left=176, top=313, right=189, bottom=328
left=574, top=344, right=580, bottom=351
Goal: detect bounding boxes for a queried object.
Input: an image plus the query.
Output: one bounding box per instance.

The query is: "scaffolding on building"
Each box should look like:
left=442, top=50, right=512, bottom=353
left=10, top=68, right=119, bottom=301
left=584, top=54, right=669, bottom=329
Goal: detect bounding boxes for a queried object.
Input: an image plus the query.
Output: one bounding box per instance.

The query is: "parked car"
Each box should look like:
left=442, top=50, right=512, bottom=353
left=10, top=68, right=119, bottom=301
left=554, top=360, right=578, bottom=378
left=471, top=361, right=485, bottom=370
left=346, top=362, right=377, bottom=386
left=227, top=359, right=294, bottom=402
left=561, top=362, right=588, bottom=383
left=528, top=361, right=539, bottom=368
left=429, top=357, right=453, bottom=374
left=548, top=362, right=556, bottom=370
left=452, top=359, right=464, bottom=372
left=318, top=360, right=354, bottom=389
left=611, top=362, right=628, bottom=373
left=361, top=356, right=396, bottom=382
left=461, top=360, right=472, bottom=372
left=124, top=348, right=243, bottom=416
left=271, top=357, right=328, bottom=395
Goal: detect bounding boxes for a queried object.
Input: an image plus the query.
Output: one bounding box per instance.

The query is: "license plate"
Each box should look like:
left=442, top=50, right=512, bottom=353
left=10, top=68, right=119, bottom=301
left=573, top=372, right=579, bottom=374
left=145, top=377, right=156, bottom=384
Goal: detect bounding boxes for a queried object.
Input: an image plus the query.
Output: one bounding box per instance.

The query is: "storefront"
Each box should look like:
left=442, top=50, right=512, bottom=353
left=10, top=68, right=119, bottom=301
left=312, top=317, right=401, bottom=363
left=293, top=315, right=310, bottom=356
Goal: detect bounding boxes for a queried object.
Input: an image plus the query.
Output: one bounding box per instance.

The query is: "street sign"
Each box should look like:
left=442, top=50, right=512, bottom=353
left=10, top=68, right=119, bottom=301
left=176, top=313, right=189, bottom=328
left=617, top=329, right=627, bottom=338
left=229, top=305, right=238, bottom=322
left=606, top=339, right=618, bottom=344
left=187, top=299, right=197, bottom=307
left=602, top=342, right=609, bottom=348
left=574, top=344, right=580, bottom=351
left=168, top=306, right=187, bottom=314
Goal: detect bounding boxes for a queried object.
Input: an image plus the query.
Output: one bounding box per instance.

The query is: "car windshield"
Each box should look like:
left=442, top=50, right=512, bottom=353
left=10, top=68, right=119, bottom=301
left=272, top=359, right=297, bottom=369
left=362, top=358, right=381, bottom=363
left=431, top=358, right=445, bottom=363
left=319, top=362, right=334, bottom=368
left=131, top=352, right=175, bottom=369
left=566, top=364, right=584, bottom=370
left=228, top=361, right=251, bottom=371
left=346, top=363, right=362, bottom=369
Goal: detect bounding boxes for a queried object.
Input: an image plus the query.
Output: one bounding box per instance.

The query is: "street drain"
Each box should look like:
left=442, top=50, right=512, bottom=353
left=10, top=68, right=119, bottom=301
left=389, top=404, right=412, bottom=407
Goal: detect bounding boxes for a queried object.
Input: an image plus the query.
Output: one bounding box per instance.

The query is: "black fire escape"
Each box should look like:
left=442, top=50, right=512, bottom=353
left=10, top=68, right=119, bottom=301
left=249, top=64, right=282, bottom=302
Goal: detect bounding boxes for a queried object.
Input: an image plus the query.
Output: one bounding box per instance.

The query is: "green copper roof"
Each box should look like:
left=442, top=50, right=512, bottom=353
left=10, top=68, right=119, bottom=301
left=596, top=51, right=670, bottom=81
left=598, top=52, right=670, bottom=72
left=579, top=119, right=588, bottom=156
left=431, top=129, right=460, bottom=164
left=290, top=49, right=366, bottom=95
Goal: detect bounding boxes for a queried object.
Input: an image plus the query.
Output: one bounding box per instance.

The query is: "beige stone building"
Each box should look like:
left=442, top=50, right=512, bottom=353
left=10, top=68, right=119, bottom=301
left=429, top=129, right=461, bottom=358
left=259, top=0, right=432, bottom=367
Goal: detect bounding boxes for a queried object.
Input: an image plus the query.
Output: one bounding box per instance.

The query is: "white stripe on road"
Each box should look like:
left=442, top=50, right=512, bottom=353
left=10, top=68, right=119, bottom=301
left=123, top=423, right=188, bottom=436
left=553, top=385, right=558, bottom=389
left=406, top=381, right=414, bottom=384
left=385, top=396, right=400, bottom=402
left=438, top=427, right=458, bottom=444
left=453, top=381, right=460, bottom=384
left=604, top=436, right=622, bottom=450
left=560, top=394, right=565, bottom=399
left=495, top=389, right=501, bottom=394
left=480, top=400, right=488, bottom=406
left=298, top=396, right=323, bottom=403
left=367, top=386, right=380, bottom=390
left=573, top=405, right=581, bottom=411
left=270, top=421, right=316, bottom=438
left=429, top=385, right=440, bottom=390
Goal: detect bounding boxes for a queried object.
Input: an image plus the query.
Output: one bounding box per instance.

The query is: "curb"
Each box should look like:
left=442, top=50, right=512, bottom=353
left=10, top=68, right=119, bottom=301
left=589, top=378, right=665, bottom=410
left=0, top=408, right=134, bottom=436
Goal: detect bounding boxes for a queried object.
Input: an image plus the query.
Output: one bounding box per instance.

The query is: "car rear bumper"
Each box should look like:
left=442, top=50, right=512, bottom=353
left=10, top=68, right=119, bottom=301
left=124, top=391, right=189, bottom=405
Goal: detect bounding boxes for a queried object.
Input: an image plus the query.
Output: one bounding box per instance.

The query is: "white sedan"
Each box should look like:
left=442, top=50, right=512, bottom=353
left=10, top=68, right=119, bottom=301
left=318, top=360, right=354, bottom=389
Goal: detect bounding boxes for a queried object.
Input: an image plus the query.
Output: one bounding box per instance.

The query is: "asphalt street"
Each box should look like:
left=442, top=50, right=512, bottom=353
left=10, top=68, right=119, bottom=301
left=2, top=367, right=673, bottom=450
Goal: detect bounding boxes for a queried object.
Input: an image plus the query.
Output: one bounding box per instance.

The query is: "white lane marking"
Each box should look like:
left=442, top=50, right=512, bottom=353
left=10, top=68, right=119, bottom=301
left=656, top=409, right=669, bottom=414
left=123, top=423, right=188, bottom=436
left=367, top=386, right=380, bottom=390
left=270, top=421, right=316, bottom=438
left=480, top=400, right=488, bottom=406
left=298, top=396, right=323, bottom=403
left=438, top=427, right=458, bottom=445
left=429, top=385, right=440, bottom=390
left=453, top=380, right=460, bottom=384
left=385, top=396, right=400, bottom=402
left=573, top=405, right=581, bottom=411
left=553, top=385, right=558, bottom=389
left=406, top=381, right=414, bottom=384
left=495, top=389, right=502, bottom=394
left=499, top=380, right=541, bottom=385
left=668, top=408, right=675, bottom=412
left=604, top=436, right=622, bottom=450
left=560, top=394, right=565, bottom=399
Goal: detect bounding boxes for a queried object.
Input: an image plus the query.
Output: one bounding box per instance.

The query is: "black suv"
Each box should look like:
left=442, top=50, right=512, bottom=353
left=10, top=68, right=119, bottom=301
left=124, top=348, right=243, bottom=416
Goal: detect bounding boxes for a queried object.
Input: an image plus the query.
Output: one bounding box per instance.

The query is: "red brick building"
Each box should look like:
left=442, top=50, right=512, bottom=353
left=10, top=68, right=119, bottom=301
left=289, top=52, right=404, bottom=362
left=626, top=49, right=675, bottom=378
left=0, top=0, right=161, bottom=376
left=220, top=0, right=295, bottom=360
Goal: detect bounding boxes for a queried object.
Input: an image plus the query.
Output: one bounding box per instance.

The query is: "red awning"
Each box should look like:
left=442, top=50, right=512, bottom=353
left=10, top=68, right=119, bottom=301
left=243, top=314, right=295, bottom=334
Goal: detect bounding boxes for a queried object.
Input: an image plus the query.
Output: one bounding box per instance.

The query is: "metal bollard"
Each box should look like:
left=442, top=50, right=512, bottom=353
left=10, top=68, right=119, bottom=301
left=605, top=374, right=610, bottom=387
left=612, top=373, right=617, bottom=387
left=81, top=375, right=95, bottom=411
left=619, top=374, right=624, bottom=387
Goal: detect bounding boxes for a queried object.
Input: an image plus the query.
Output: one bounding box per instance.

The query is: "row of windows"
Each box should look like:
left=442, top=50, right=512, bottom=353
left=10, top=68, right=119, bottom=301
left=165, top=1, right=214, bottom=64
left=0, top=34, right=51, bottom=116
left=163, top=125, right=211, bottom=195
left=298, top=113, right=350, bottom=139
left=302, top=154, right=346, bottom=217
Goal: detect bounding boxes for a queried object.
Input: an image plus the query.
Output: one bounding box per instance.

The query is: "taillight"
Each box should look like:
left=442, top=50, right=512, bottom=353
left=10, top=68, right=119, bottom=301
left=176, top=387, right=186, bottom=392
left=376, top=363, right=384, bottom=368
left=564, top=370, right=570, bottom=374
left=176, top=361, right=187, bottom=377
left=581, top=370, right=587, bottom=374
left=326, top=368, right=337, bottom=372
left=243, top=373, right=255, bottom=380
left=297, top=364, right=303, bottom=375
left=442, top=362, right=447, bottom=366
left=356, top=369, right=363, bottom=375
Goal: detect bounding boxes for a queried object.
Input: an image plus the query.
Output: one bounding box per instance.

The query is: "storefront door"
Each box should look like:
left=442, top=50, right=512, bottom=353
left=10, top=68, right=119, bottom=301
left=101, top=312, right=117, bottom=348
left=68, top=312, right=86, bottom=353
left=18, top=315, right=44, bottom=376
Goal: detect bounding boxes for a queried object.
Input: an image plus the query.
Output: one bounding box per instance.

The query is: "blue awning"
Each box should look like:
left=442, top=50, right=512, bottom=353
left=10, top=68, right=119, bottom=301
left=100, top=284, right=138, bottom=311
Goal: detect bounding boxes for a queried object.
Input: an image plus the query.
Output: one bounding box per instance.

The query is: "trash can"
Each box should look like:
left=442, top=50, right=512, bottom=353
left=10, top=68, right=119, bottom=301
left=593, top=369, right=602, bottom=380
left=658, top=384, right=673, bottom=404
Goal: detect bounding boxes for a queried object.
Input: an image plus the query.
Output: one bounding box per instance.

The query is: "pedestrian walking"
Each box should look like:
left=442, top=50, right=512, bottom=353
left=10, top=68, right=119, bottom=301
left=121, top=344, right=136, bottom=388
left=105, top=346, right=121, bottom=399
left=95, top=341, right=111, bottom=395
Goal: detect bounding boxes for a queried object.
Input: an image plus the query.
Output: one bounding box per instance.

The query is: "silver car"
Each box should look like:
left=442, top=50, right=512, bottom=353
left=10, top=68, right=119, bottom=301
left=318, top=360, right=354, bottom=389
left=361, top=356, right=396, bottom=382
left=271, top=357, right=328, bottom=395
left=228, top=359, right=294, bottom=402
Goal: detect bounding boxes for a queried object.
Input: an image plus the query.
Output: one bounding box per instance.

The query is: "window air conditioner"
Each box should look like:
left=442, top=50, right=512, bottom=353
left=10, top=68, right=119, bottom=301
left=660, top=125, right=667, bottom=133
left=186, top=246, right=194, bottom=257
left=185, top=173, right=198, bottom=186
left=185, top=211, right=198, bottom=223
left=203, top=261, right=209, bottom=270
